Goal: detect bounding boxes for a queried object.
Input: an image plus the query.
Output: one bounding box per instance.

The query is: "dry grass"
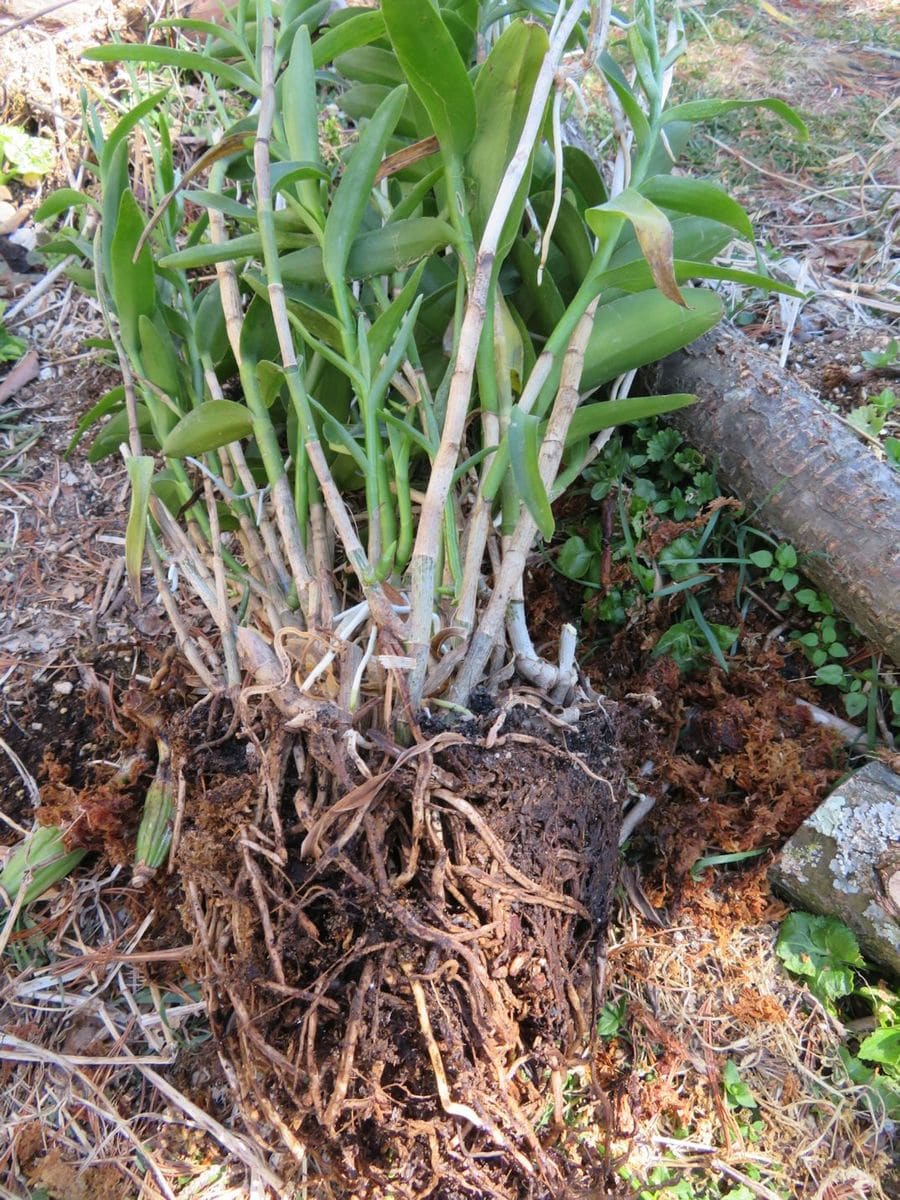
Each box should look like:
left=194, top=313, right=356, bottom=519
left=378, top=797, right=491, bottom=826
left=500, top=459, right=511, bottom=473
left=603, top=891, right=895, bottom=1197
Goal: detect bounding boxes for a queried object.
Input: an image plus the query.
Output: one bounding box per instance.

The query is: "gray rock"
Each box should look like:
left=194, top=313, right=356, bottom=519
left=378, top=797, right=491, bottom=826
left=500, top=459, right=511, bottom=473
left=770, top=762, right=900, bottom=975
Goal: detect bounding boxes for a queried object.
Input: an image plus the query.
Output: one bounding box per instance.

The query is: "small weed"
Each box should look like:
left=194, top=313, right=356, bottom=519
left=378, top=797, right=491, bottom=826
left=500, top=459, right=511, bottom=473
left=0, top=304, right=26, bottom=363
left=558, top=415, right=899, bottom=734
left=596, top=997, right=628, bottom=1039
left=861, top=340, right=898, bottom=371
left=776, top=912, right=900, bottom=1119
left=0, top=123, right=55, bottom=185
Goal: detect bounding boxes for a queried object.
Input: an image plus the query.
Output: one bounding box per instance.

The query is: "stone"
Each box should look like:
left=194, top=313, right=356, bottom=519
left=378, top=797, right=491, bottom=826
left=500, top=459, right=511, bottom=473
left=770, top=761, right=900, bottom=975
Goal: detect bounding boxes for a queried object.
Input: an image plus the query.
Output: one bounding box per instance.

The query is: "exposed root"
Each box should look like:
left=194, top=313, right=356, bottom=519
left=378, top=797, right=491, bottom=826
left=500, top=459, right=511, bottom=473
left=172, top=697, right=624, bottom=1198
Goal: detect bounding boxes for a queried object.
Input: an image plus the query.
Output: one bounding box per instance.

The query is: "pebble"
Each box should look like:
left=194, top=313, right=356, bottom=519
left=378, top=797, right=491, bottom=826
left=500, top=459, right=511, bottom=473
left=53, top=680, right=74, bottom=695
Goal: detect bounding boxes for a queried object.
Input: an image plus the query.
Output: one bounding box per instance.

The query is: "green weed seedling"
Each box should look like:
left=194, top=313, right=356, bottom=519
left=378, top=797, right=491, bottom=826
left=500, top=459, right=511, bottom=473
left=0, top=304, right=26, bottom=363
left=0, top=123, right=55, bottom=185
left=776, top=912, right=900, bottom=1120
left=861, top=339, right=898, bottom=371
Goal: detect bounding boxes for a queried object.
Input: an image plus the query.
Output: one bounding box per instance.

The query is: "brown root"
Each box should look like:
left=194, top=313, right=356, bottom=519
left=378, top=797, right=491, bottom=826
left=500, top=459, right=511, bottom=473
left=171, top=698, right=624, bottom=1198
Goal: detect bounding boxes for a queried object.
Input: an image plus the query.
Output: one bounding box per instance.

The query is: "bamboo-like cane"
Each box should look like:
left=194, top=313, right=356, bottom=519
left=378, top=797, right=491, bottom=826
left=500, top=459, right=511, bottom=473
left=450, top=298, right=600, bottom=702
left=407, top=0, right=592, bottom=706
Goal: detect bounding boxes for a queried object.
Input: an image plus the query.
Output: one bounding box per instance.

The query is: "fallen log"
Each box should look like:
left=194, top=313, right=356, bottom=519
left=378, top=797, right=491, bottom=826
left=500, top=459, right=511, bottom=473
left=652, top=328, right=900, bottom=664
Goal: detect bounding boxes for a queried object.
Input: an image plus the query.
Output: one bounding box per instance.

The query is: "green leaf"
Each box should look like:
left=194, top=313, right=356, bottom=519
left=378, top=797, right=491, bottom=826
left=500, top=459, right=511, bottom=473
left=776, top=913, right=862, bottom=1010
left=88, top=405, right=156, bottom=463
left=468, top=19, right=548, bottom=242
left=640, top=175, right=755, bottom=243
left=195, top=284, right=231, bottom=367
left=368, top=259, right=428, bottom=364
left=285, top=215, right=457, bottom=286
left=34, top=188, right=100, bottom=222
left=598, top=52, right=651, bottom=147
left=0, top=316, right=26, bottom=364
left=816, top=664, right=845, bottom=686
left=587, top=189, right=685, bottom=307
left=312, top=8, right=386, bottom=66
left=722, top=1060, right=758, bottom=1110
left=663, top=96, right=808, bottom=140
left=0, top=825, right=86, bottom=910
left=563, top=144, right=608, bottom=212
left=596, top=997, right=627, bottom=1039
left=160, top=400, right=254, bottom=458
left=282, top=26, right=326, bottom=224
left=0, top=124, right=55, bottom=181
left=859, top=1027, right=900, bottom=1075
left=335, top=45, right=405, bottom=87
left=566, top=394, right=696, bottom=444
left=138, top=315, right=180, bottom=395
left=509, top=406, right=554, bottom=541
left=158, top=228, right=310, bottom=270
left=749, top=550, right=774, bottom=568
left=323, top=84, right=408, bottom=289
left=843, top=692, right=868, bottom=718
left=83, top=43, right=258, bottom=96
left=109, top=190, right=156, bottom=358
left=99, top=88, right=171, bottom=178
left=581, top=288, right=724, bottom=391
left=125, top=456, right=154, bottom=604
left=381, top=0, right=476, bottom=161
left=557, top=536, right=594, bottom=581
left=691, top=849, right=765, bottom=880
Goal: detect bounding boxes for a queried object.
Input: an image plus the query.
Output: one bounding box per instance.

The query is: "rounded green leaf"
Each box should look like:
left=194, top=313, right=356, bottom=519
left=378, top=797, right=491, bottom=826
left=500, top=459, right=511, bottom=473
left=161, top=399, right=254, bottom=458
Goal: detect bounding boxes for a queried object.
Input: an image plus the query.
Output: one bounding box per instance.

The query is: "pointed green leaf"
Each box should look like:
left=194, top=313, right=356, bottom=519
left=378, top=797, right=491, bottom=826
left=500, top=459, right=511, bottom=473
left=83, top=44, right=258, bottom=96
left=581, top=287, right=724, bottom=390
left=323, top=84, right=408, bottom=288
left=468, top=19, right=548, bottom=242
left=125, top=455, right=154, bottom=604
left=663, top=96, right=808, bottom=139
left=563, top=144, right=608, bottom=212
left=0, top=825, right=86, bottom=910
left=381, top=0, right=476, bottom=160
left=109, top=190, right=157, bottom=357
left=368, top=259, right=428, bottom=363
left=195, top=284, right=231, bottom=367
left=587, top=189, right=685, bottom=307
left=640, top=175, right=755, bottom=242
left=88, top=406, right=156, bottom=463
left=567, top=394, right=697, bottom=443
left=599, top=52, right=651, bottom=146
left=138, top=315, right=180, bottom=395
left=312, top=8, right=386, bottom=66
left=161, top=399, right=254, bottom=458
left=158, top=229, right=310, bottom=270
left=335, top=46, right=405, bottom=87
left=509, top=406, right=554, bottom=541
left=99, top=88, right=170, bottom=177
left=67, top=387, right=124, bottom=457
left=283, top=27, right=325, bottom=223
left=593, top=258, right=804, bottom=299
left=34, top=188, right=99, bottom=222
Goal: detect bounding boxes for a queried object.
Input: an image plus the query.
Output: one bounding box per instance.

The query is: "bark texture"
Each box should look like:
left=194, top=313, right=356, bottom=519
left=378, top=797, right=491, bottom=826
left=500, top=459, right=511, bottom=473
left=653, top=329, right=900, bottom=663
left=770, top=762, right=900, bottom=975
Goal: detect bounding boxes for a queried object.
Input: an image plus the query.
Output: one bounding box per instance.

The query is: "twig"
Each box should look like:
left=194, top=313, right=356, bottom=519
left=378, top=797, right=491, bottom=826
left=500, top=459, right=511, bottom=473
left=0, top=351, right=39, bottom=404
left=0, top=0, right=83, bottom=35
left=5, top=256, right=77, bottom=321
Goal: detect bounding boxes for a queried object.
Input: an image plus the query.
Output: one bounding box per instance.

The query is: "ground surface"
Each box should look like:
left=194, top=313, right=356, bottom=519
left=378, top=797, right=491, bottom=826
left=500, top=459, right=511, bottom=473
left=0, top=2, right=898, bottom=1198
